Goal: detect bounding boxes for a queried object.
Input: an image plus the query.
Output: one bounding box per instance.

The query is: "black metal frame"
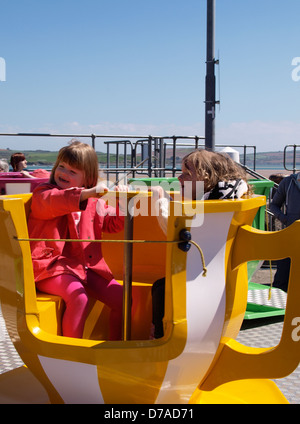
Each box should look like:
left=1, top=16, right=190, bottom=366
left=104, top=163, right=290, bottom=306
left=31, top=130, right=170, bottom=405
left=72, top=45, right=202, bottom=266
left=0, top=132, right=258, bottom=181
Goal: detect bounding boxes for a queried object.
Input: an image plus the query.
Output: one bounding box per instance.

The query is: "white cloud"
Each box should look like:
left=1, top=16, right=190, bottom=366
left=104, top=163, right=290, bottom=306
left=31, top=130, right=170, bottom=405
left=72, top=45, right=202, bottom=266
left=216, top=120, right=300, bottom=152
left=1, top=120, right=299, bottom=154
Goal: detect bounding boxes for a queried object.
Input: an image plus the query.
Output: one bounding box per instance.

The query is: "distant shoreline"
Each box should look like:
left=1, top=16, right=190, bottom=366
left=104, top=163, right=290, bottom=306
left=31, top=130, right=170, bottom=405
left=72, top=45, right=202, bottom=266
left=254, top=168, right=292, bottom=178
left=24, top=165, right=293, bottom=180
left=1, top=148, right=299, bottom=173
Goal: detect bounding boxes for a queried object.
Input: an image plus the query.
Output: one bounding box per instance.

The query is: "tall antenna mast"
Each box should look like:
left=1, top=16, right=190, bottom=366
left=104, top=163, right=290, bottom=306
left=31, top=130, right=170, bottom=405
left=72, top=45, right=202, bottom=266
left=205, top=0, right=216, bottom=151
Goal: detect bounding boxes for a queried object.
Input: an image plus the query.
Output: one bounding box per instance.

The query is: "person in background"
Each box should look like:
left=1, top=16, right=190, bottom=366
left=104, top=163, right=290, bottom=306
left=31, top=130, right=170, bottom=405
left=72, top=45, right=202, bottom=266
left=269, top=173, right=287, bottom=186
left=269, top=172, right=300, bottom=292
left=269, top=173, right=288, bottom=198
left=10, top=152, right=34, bottom=177
left=0, top=159, right=9, bottom=172
left=10, top=152, right=50, bottom=178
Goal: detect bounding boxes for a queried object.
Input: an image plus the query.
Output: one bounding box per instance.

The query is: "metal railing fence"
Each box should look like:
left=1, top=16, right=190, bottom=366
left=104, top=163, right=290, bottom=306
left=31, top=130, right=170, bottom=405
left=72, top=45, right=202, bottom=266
left=0, top=132, right=258, bottom=181
left=1, top=131, right=295, bottom=234
left=284, top=145, right=300, bottom=173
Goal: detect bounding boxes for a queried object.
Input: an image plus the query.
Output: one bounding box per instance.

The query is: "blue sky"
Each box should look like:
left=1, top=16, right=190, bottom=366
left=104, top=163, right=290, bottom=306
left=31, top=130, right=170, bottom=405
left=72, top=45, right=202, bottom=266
left=0, top=0, right=300, bottom=152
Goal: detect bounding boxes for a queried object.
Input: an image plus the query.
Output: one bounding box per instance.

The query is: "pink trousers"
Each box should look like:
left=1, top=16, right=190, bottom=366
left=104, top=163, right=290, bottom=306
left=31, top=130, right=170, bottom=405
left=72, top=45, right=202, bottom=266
left=36, top=269, right=123, bottom=340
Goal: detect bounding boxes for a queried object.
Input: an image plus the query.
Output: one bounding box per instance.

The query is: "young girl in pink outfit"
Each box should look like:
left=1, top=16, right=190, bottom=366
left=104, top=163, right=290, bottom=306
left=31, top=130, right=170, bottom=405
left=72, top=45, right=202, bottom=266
left=28, top=141, right=127, bottom=340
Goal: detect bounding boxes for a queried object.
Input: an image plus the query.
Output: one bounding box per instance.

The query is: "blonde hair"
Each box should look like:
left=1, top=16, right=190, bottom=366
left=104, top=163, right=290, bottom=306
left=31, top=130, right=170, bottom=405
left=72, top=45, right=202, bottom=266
left=0, top=159, right=9, bottom=172
left=50, top=140, right=99, bottom=188
left=182, top=149, right=248, bottom=193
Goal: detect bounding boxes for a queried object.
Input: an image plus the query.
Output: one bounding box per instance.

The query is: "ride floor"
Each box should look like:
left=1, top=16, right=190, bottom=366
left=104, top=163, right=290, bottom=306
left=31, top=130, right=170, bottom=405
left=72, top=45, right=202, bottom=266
left=0, top=268, right=299, bottom=404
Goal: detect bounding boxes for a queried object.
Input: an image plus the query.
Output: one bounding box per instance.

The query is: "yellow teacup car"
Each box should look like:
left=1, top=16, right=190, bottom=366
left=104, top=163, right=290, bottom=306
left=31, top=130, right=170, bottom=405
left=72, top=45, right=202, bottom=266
left=0, top=191, right=299, bottom=404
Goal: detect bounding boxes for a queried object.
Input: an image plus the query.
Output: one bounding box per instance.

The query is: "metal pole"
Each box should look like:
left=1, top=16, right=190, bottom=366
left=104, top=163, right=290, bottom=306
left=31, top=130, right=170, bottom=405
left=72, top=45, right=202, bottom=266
left=148, top=136, right=153, bottom=177
left=122, top=199, right=133, bottom=341
left=91, top=134, right=96, bottom=149
left=205, top=0, right=216, bottom=151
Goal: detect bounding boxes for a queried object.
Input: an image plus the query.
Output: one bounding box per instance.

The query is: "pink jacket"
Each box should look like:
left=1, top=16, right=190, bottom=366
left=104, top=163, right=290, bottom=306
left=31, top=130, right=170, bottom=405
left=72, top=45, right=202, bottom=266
left=28, top=183, right=124, bottom=283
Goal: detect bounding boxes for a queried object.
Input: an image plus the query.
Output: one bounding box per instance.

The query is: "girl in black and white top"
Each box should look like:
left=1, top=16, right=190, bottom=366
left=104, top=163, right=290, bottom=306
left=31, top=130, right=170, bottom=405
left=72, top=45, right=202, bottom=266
left=150, top=149, right=249, bottom=339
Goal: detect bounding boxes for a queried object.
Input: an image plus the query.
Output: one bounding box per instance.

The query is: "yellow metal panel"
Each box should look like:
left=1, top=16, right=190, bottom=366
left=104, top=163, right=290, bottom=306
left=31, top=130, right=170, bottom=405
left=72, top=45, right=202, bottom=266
left=2, top=192, right=296, bottom=404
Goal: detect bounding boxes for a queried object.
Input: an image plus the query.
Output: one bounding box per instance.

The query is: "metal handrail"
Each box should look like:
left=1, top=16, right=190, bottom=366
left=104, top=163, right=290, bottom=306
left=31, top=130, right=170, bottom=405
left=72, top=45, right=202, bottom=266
left=0, top=132, right=258, bottom=179
left=284, top=145, right=300, bottom=173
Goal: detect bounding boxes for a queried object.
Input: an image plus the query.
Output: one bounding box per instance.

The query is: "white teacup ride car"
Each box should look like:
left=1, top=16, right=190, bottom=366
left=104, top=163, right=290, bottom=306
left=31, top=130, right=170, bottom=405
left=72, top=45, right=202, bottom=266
left=0, top=189, right=299, bottom=404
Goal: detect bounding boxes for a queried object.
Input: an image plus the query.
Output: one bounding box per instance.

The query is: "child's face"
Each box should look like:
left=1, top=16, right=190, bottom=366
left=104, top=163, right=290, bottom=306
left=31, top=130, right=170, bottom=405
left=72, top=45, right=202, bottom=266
left=54, top=161, right=85, bottom=189
left=178, top=163, right=197, bottom=185
left=17, top=159, right=27, bottom=171
left=178, top=163, right=204, bottom=200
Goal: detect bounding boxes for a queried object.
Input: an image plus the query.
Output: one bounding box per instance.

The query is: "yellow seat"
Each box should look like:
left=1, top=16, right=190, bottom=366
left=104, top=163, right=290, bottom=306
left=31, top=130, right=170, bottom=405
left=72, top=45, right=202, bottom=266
left=0, top=193, right=167, bottom=341
left=36, top=293, right=64, bottom=336
left=1, top=192, right=298, bottom=405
